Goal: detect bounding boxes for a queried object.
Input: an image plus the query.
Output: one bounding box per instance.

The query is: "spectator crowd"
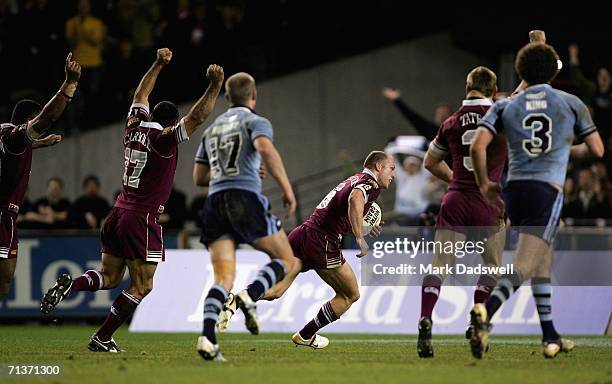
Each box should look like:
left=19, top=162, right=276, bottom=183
left=381, top=41, right=612, bottom=227
left=17, top=175, right=204, bottom=232
left=0, top=0, right=287, bottom=133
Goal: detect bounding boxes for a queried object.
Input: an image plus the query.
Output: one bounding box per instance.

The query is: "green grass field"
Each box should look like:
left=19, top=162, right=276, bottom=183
left=1, top=325, right=611, bottom=384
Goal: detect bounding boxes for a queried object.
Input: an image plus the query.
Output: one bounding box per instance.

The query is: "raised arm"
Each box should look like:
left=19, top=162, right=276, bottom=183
left=512, top=30, right=547, bottom=95
left=27, top=53, right=81, bottom=139
left=133, top=48, right=172, bottom=108
left=182, top=64, right=224, bottom=136
left=382, top=87, right=438, bottom=140
left=253, top=136, right=296, bottom=218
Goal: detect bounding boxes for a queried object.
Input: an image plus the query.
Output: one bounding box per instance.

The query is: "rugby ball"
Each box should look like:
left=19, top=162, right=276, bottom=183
left=362, top=202, right=382, bottom=235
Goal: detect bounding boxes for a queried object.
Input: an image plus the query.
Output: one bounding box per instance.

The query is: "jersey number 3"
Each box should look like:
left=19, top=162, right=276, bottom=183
left=461, top=129, right=477, bottom=171
left=522, top=113, right=552, bottom=157
left=123, top=148, right=148, bottom=188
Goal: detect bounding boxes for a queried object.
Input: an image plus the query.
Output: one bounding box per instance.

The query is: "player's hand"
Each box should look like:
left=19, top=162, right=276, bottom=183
left=206, top=64, right=224, bottom=85
left=282, top=191, right=297, bottom=219
left=529, top=30, right=546, bottom=43
left=156, top=48, right=173, bottom=65
left=356, top=237, right=369, bottom=258
left=369, top=221, right=384, bottom=237
left=32, top=134, right=62, bottom=149
left=85, top=212, right=98, bottom=229
left=259, top=165, right=266, bottom=179
left=382, top=87, right=400, bottom=101
left=480, top=181, right=504, bottom=215
left=65, top=53, right=81, bottom=84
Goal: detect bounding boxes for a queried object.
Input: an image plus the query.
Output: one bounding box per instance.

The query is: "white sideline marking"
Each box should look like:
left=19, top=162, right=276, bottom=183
left=221, top=338, right=612, bottom=348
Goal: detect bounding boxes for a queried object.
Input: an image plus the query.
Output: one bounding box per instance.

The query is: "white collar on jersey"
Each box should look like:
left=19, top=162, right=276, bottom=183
left=362, top=168, right=378, bottom=183
left=228, top=106, right=253, bottom=114
left=140, top=121, right=163, bottom=131
left=462, top=98, right=493, bottom=107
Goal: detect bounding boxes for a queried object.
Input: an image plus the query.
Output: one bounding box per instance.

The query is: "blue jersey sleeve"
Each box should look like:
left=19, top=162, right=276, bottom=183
left=569, top=96, right=597, bottom=141
left=195, top=137, right=209, bottom=165
left=478, top=99, right=508, bottom=135
left=249, top=117, right=273, bottom=142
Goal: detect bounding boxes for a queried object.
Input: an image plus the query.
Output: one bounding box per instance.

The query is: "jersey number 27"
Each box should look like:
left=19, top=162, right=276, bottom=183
left=123, top=148, right=147, bottom=188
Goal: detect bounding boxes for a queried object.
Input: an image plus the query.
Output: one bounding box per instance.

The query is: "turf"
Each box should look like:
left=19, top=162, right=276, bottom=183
left=1, top=325, right=611, bottom=384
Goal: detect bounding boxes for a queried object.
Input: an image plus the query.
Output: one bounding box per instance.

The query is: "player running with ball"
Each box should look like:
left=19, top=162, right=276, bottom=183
left=216, top=151, right=395, bottom=349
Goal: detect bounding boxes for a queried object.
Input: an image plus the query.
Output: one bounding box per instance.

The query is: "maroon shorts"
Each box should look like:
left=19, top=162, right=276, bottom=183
left=0, top=211, right=18, bottom=259
left=437, top=190, right=500, bottom=227
left=288, top=224, right=345, bottom=272
left=101, top=207, right=164, bottom=263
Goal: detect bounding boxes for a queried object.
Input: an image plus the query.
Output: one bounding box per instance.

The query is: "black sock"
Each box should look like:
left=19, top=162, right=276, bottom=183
left=202, top=284, right=228, bottom=344
left=485, top=270, right=523, bottom=318
left=531, top=277, right=560, bottom=342
left=246, top=260, right=286, bottom=301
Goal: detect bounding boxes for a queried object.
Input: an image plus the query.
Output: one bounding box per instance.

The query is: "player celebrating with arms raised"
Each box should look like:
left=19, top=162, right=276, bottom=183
left=0, top=53, right=81, bottom=299
left=41, top=49, right=224, bottom=353
left=417, top=66, right=507, bottom=358
left=469, top=41, right=604, bottom=359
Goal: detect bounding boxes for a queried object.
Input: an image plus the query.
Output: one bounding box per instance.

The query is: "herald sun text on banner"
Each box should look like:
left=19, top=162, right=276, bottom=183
left=129, top=249, right=612, bottom=335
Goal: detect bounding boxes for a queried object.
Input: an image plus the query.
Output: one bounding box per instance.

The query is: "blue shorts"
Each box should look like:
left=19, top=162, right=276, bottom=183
left=503, top=180, right=563, bottom=244
left=200, top=189, right=280, bottom=247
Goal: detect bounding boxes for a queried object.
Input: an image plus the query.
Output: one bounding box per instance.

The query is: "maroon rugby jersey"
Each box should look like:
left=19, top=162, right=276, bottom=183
left=305, top=170, right=381, bottom=239
left=430, top=99, right=507, bottom=191
left=114, top=103, right=189, bottom=214
left=0, top=123, right=33, bottom=215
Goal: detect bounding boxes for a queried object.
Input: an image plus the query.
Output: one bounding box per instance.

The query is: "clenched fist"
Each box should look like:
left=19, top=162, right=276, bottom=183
left=206, top=64, right=224, bottom=84
left=529, top=30, right=546, bottom=44
left=156, top=48, right=173, bottom=65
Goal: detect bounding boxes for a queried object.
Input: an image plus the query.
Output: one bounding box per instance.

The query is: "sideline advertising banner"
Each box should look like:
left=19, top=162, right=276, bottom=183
left=130, top=249, right=612, bottom=335
left=0, top=235, right=177, bottom=318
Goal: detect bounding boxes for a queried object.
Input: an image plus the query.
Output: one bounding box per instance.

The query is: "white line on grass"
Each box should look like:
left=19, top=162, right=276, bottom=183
left=221, top=338, right=612, bottom=348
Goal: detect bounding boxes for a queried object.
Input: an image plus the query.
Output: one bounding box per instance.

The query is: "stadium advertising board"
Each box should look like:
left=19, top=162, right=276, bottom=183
left=0, top=235, right=176, bottom=317
left=130, top=250, right=611, bottom=335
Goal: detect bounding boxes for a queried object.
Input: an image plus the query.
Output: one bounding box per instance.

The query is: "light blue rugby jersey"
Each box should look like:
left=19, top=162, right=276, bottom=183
left=479, top=84, right=597, bottom=187
left=195, top=106, right=273, bottom=195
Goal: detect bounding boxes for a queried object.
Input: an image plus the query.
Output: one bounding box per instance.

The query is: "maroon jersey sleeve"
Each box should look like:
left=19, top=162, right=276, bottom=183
left=306, top=172, right=381, bottom=237
left=353, top=177, right=380, bottom=202
left=0, top=123, right=33, bottom=154
left=126, top=103, right=150, bottom=130
left=152, top=117, right=190, bottom=150
left=429, top=123, right=450, bottom=158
